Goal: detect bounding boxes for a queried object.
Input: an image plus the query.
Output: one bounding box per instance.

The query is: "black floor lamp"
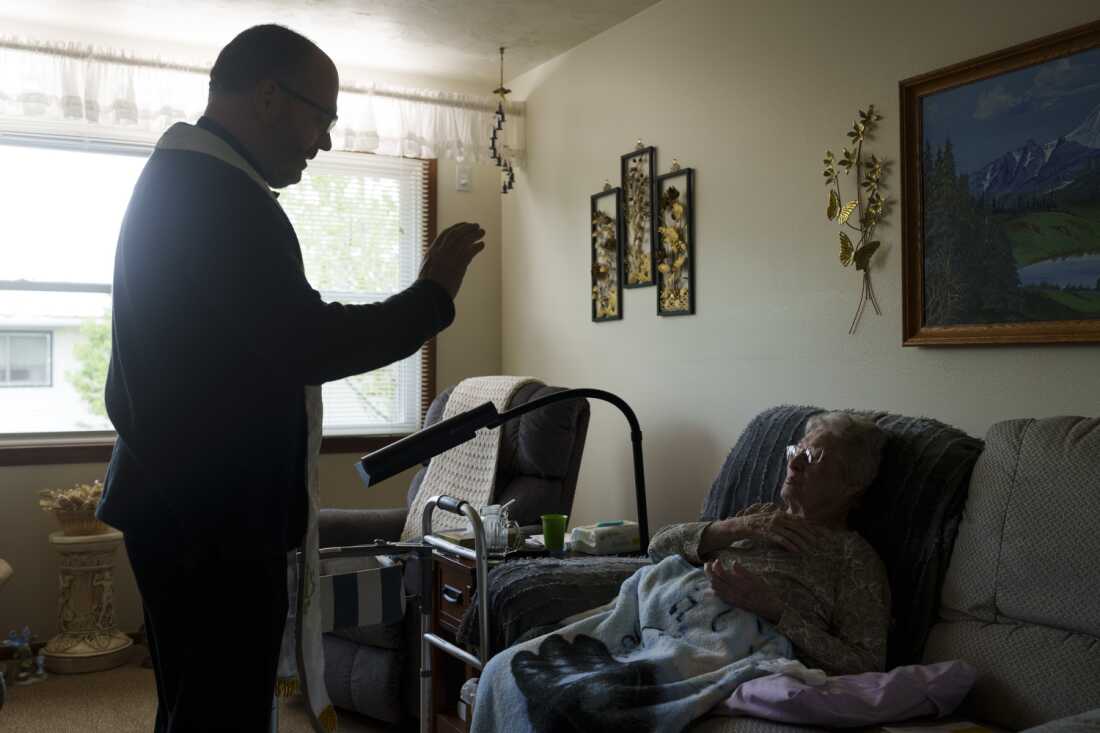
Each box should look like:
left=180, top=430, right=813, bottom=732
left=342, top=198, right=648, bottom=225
left=356, top=387, right=649, bottom=547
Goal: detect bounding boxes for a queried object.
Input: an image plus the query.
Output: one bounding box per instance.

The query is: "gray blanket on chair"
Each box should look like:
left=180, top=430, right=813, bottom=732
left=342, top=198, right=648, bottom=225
left=701, top=404, right=984, bottom=668
left=458, top=556, right=651, bottom=654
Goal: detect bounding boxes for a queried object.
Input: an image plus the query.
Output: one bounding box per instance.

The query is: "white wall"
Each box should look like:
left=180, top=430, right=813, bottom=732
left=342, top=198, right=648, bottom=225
left=502, top=0, right=1100, bottom=533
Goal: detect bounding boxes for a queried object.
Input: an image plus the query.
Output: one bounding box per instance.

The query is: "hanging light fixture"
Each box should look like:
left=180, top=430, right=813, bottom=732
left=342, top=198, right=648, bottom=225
left=491, top=46, right=516, bottom=193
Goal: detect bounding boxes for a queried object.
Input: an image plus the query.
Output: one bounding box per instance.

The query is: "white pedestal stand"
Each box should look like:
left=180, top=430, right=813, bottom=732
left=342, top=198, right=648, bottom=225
left=43, top=530, right=133, bottom=674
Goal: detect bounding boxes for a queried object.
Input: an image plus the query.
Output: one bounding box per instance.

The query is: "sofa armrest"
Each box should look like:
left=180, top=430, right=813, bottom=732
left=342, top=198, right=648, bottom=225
left=318, top=507, right=408, bottom=547
left=1021, top=709, right=1100, bottom=732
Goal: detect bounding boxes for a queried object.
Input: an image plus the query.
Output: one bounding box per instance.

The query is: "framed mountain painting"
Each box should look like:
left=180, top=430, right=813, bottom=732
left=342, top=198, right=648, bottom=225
left=901, top=20, right=1100, bottom=344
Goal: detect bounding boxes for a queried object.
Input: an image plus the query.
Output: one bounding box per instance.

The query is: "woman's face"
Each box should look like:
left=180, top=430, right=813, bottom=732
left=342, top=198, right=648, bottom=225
left=780, top=429, right=857, bottom=518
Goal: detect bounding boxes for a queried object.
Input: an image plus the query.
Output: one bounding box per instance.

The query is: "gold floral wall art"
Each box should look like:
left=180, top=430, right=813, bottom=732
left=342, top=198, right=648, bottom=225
left=591, top=184, right=624, bottom=322
left=621, top=143, right=657, bottom=287
left=824, top=105, right=890, bottom=334
left=655, top=162, right=695, bottom=315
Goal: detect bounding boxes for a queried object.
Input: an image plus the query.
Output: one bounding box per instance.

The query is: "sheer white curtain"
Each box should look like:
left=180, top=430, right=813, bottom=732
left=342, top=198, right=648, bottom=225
left=0, top=41, right=524, bottom=162
left=0, top=44, right=209, bottom=138
left=336, top=83, right=524, bottom=162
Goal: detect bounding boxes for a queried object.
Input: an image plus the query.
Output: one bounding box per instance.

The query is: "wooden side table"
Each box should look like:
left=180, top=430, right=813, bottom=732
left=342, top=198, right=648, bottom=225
left=42, top=530, right=133, bottom=674
left=431, top=549, right=483, bottom=733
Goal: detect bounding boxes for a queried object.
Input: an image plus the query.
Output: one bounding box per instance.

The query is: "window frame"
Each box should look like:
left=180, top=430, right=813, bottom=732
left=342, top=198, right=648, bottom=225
left=0, top=138, right=438, bottom=466
left=0, top=330, right=53, bottom=388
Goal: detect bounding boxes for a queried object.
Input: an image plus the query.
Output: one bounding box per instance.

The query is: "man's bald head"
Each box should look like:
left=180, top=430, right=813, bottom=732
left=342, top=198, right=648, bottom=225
left=210, top=24, right=330, bottom=95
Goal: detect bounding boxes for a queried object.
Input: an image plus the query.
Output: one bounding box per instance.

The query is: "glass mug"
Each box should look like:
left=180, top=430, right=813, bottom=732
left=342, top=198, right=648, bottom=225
left=479, top=504, right=522, bottom=560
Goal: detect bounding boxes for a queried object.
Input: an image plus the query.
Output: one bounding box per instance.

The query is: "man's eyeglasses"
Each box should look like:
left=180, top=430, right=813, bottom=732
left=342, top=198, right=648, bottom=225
left=275, top=80, right=338, bottom=134
left=786, top=444, right=825, bottom=464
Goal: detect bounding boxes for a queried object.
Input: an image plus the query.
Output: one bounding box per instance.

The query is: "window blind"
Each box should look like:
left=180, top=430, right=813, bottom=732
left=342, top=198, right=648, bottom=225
left=278, top=152, right=430, bottom=436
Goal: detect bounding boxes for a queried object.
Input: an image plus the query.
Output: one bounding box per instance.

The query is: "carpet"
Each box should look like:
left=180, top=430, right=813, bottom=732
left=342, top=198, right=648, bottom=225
left=0, top=646, right=392, bottom=732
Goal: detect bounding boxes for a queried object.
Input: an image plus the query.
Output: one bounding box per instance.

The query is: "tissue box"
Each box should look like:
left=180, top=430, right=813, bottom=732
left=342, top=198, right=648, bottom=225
left=570, top=521, right=641, bottom=555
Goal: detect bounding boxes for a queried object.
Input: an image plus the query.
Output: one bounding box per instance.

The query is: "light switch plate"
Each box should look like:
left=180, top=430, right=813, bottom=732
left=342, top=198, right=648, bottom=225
left=456, top=163, right=473, bottom=192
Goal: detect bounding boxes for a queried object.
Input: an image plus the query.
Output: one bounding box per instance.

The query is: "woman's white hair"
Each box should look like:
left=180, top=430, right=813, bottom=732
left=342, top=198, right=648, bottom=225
left=803, top=411, right=889, bottom=491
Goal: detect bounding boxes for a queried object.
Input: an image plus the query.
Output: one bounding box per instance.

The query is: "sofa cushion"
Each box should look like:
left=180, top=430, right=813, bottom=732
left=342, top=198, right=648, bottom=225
left=1022, top=708, right=1100, bottom=732
left=924, top=619, right=1100, bottom=730
left=924, top=416, right=1100, bottom=730
left=701, top=405, right=984, bottom=668
left=511, top=385, right=586, bottom=480
left=688, top=716, right=828, bottom=732
left=323, top=633, right=405, bottom=724
left=330, top=620, right=404, bottom=651
left=318, top=507, right=407, bottom=546
left=494, top=476, right=567, bottom=528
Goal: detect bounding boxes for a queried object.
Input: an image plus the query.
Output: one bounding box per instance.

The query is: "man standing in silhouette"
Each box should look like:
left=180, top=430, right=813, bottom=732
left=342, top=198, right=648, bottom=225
left=98, top=25, right=484, bottom=731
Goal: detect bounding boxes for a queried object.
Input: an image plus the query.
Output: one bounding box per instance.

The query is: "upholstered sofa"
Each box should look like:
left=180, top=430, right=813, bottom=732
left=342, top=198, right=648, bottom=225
left=463, top=407, right=1099, bottom=732
left=317, top=381, right=591, bottom=724
left=692, top=409, right=1100, bottom=732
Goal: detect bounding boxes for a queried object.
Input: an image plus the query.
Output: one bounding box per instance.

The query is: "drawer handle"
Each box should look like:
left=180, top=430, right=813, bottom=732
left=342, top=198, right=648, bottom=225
left=442, top=584, right=464, bottom=605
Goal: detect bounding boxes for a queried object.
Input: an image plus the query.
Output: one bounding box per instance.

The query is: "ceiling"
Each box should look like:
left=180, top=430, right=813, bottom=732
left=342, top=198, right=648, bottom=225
left=0, top=0, right=662, bottom=86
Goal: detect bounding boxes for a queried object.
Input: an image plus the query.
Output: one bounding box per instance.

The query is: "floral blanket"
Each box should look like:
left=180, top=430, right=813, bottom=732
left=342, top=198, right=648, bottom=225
left=470, top=554, right=791, bottom=733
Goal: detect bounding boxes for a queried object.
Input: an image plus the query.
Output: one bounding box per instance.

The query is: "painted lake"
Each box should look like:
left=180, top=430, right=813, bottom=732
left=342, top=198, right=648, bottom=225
left=1018, top=253, right=1100, bottom=288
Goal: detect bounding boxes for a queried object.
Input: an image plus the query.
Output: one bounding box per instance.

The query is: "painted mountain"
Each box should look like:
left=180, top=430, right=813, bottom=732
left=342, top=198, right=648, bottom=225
left=968, top=103, right=1100, bottom=199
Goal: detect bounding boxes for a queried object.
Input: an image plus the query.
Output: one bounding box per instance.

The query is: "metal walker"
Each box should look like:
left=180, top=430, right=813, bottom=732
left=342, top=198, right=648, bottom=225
left=279, top=493, right=491, bottom=733
left=279, top=387, right=650, bottom=733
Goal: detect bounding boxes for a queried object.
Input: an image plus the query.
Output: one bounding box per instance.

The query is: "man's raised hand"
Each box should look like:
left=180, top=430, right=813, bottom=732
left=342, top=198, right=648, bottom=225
left=419, top=221, right=485, bottom=300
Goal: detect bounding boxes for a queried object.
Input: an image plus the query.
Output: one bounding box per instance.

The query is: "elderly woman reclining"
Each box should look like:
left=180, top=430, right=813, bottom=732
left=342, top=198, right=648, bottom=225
left=470, top=412, right=891, bottom=733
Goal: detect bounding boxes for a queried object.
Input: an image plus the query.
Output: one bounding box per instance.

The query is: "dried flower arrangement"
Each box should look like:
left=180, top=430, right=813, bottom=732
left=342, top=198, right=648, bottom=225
left=38, top=480, right=109, bottom=536
left=622, top=145, right=655, bottom=287
left=655, top=163, right=695, bottom=315
left=656, top=187, right=688, bottom=307
left=591, top=208, right=621, bottom=320
left=824, top=105, right=890, bottom=334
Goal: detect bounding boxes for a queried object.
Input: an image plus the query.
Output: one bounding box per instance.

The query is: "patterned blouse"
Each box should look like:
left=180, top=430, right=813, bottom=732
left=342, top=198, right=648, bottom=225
left=647, top=505, right=890, bottom=675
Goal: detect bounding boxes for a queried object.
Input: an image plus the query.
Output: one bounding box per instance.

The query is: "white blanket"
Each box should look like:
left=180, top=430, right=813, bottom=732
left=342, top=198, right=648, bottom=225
left=471, top=555, right=792, bottom=733
left=402, top=376, right=540, bottom=540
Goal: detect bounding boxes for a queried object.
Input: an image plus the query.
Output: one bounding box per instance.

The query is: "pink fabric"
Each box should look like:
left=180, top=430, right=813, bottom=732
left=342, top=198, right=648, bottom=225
left=719, top=660, right=977, bottom=727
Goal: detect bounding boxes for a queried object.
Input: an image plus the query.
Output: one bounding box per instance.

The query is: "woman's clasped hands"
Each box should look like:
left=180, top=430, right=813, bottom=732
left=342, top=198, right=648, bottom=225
left=705, top=504, right=818, bottom=554
left=704, top=558, right=784, bottom=623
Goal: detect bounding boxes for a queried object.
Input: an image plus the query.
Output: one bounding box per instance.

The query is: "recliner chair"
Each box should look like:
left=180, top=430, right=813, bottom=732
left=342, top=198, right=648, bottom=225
left=316, top=381, right=591, bottom=724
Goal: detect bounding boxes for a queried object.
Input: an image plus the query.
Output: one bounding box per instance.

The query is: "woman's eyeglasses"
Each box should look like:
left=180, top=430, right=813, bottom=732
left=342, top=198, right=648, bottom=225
left=786, top=444, right=825, bottom=464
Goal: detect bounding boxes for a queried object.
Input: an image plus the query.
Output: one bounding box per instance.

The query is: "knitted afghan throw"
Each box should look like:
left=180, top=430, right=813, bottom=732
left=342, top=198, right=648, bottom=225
left=401, top=376, right=541, bottom=540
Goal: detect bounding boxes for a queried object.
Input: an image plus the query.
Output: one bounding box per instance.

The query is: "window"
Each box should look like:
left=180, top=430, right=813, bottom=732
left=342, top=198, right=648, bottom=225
left=0, top=136, right=435, bottom=463
left=0, top=332, right=51, bottom=386
left=279, top=153, right=432, bottom=436
left=0, top=141, right=140, bottom=436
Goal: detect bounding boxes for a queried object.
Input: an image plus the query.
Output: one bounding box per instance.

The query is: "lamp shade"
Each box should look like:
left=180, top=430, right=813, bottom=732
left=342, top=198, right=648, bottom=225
left=356, top=401, right=499, bottom=486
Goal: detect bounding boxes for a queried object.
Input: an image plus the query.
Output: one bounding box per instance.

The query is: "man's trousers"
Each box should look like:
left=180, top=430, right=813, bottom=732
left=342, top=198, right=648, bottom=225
left=125, top=528, right=289, bottom=732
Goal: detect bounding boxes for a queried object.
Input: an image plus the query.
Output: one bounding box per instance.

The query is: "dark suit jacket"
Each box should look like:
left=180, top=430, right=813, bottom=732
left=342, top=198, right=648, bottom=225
left=98, top=126, right=454, bottom=554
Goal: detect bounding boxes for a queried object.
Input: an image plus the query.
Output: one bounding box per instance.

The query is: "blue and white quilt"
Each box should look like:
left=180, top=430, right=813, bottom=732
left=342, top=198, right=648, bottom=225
left=470, top=554, right=792, bottom=733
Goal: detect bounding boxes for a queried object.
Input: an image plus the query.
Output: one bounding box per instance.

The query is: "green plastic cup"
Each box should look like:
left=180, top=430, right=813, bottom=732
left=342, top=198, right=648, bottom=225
left=541, top=514, right=569, bottom=553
